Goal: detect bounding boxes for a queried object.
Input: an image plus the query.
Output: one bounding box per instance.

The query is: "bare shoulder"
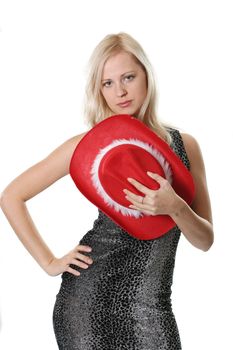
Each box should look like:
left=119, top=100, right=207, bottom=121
left=179, top=131, right=206, bottom=181
left=179, top=132, right=201, bottom=170
left=47, top=131, right=88, bottom=173
left=49, top=131, right=88, bottom=173
left=179, top=132, right=209, bottom=178
left=1, top=131, right=88, bottom=201
left=179, top=132, right=213, bottom=224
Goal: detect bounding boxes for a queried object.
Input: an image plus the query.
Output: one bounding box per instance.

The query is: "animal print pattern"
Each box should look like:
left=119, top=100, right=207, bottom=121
left=52, top=128, right=190, bottom=349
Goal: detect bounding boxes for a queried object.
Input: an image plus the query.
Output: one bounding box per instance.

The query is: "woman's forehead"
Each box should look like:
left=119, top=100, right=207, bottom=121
left=101, top=52, right=141, bottom=77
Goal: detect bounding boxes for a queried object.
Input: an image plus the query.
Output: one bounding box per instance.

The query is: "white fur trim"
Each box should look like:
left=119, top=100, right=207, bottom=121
left=90, top=138, right=173, bottom=218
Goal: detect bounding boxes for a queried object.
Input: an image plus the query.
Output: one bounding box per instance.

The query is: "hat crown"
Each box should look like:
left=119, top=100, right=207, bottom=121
left=90, top=138, right=173, bottom=218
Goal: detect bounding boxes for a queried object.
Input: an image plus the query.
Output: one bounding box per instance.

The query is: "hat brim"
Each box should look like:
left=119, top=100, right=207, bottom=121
left=69, top=114, right=195, bottom=240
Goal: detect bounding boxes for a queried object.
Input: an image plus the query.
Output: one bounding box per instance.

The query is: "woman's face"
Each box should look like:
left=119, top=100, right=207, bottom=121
left=100, top=51, right=147, bottom=117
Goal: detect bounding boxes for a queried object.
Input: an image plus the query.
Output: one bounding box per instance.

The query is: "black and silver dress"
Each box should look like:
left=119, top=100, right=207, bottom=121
left=52, top=127, right=190, bottom=349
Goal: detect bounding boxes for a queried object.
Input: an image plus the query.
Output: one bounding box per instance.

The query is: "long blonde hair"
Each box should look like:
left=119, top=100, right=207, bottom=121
left=83, top=32, right=177, bottom=145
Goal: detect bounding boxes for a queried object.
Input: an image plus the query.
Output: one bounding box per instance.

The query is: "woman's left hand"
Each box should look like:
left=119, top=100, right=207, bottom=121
left=123, top=171, right=180, bottom=216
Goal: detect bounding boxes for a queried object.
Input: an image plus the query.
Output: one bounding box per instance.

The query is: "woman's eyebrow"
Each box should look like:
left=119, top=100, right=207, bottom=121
left=101, top=71, right=135, bottom=82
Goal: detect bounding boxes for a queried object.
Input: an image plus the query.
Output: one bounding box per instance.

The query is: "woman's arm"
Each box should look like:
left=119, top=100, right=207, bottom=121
left=0, top=132, right=93, bottom=275
left=124, top=132, right=214, bottom=252
left=169, top=132, right=214, bottom=251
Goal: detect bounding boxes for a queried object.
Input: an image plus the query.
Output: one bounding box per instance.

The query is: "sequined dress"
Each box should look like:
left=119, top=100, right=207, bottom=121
left=52, top=127, right=190, bottom=349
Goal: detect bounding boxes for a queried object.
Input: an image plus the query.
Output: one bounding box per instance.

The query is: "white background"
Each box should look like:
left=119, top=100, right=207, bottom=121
left=0, top=1, right=232, bottom=349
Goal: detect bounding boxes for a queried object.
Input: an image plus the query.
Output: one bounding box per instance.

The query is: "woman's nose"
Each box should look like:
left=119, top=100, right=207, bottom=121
left=115, top=83, right=127, bottom=97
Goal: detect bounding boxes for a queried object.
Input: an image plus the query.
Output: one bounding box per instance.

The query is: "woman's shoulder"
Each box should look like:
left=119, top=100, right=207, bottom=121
left=177, top=131, right=213, bottom=227
left=0, top=131, right=90, bottom=201
left=164, top=124, right=200, bottom=152
left=63, top=130, right=89, bottom=160
left=179, top=132, right=200, bottom=154
left=66, top=131, right=88, bottom=149
left=164, top=124, right=203, bottom=171
left=178, top=131, right=204, bottom=173
left=41, top=130, right=89, bottom=178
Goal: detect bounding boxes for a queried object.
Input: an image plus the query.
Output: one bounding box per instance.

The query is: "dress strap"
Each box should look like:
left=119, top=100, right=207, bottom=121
left=167, top=127, right=191, bottom=171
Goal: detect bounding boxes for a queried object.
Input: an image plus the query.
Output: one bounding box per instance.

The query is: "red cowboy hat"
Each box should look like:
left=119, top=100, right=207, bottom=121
left=69, top=114, right=195, bottom=240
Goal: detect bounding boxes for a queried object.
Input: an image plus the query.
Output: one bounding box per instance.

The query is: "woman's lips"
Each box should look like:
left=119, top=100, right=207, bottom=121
left=117, top=100, right=132, bottom=108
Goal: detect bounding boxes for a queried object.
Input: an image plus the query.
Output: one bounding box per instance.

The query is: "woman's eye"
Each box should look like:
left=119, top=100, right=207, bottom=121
left=103, top=81, right=112, bottom=87
left=124, top=75, right=135, bottom=81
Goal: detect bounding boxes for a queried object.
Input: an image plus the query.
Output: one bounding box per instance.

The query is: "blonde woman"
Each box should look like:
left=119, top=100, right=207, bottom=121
left=0, top=32, right=214, bottom=349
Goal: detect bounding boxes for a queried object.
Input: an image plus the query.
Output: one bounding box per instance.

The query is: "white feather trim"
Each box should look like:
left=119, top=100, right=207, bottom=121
left=90, top=138, right=173, bottom=218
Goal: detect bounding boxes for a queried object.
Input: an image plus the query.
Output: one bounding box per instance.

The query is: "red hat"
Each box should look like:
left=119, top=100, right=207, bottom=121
left=69, top=114, right=195, bottom=240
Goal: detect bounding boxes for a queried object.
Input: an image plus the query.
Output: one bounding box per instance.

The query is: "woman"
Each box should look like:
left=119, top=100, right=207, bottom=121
left=0, top=32, right=214, bottom=349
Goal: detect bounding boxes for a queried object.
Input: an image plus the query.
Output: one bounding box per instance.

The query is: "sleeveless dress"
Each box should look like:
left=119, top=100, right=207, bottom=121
left=52, top=127, right=191, bottom=350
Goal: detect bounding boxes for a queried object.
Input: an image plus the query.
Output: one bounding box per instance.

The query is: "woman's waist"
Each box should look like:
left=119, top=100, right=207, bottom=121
left=78, top=223, right=136, bottom=247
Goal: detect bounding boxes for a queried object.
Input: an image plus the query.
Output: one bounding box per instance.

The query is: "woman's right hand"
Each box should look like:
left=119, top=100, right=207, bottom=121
left=44, top=244, right=93, bottom=277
